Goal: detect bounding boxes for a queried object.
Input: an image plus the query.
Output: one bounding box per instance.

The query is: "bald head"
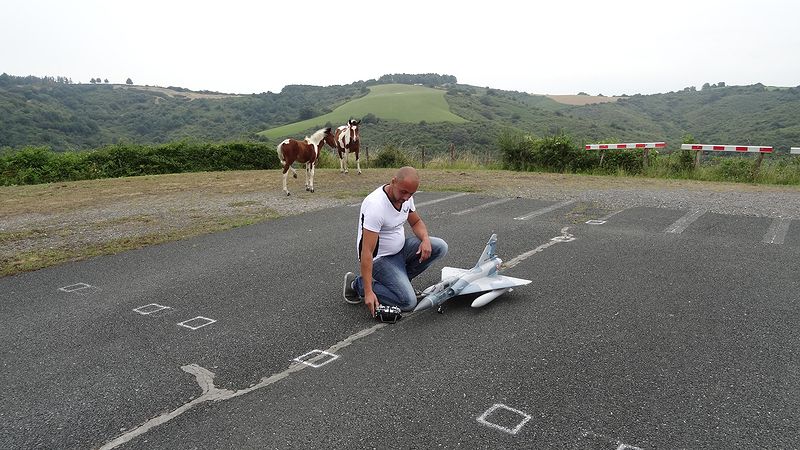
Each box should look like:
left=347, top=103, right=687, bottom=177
left=387, top=166, right=419, bottom=204
left=395, top=166, right=419, bottom=183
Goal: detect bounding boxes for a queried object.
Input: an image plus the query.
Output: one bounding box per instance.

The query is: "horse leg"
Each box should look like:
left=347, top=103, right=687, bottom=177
left=282, top=166, right=291, bottom=196
left=343, top=149, right=349, bottom=174
left=309, top=162, right=316, bottom=193
left=355, top=150, right=362, bottom=174
left=338, top=150, right=345, bottom=173
left=278, top=143, right=298, bottom=179
left=304, top=162, right=316, bottom=192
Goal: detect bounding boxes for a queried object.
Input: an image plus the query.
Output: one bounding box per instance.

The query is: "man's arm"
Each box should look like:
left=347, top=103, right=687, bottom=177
left=407, top=211, right=432, bottom=262
left=359, top=229, right=380, bottom=316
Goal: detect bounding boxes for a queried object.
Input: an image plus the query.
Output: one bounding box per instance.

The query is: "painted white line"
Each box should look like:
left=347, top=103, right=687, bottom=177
left=293, top=349, right=340, bottom=368
left=59, top=283, right=92, bottom=292
left=550, top=234, right=576, bottom=243
left=586, top=208, right=627, bottom=225
left=581, top=429, right=644, bottom=450
left=453, top=197, right=513, bottom=215
left=476, top=403, right=531, bottom=435
left=514, top=199, right=576, bottom=220
left=415, top=192, right=468, bottom=207
left=351, top=192, right=467, bottom=208
left=664, top=209, right=707, bottom=234
left=133, top=304, right=171, bottom=315
left=616, top=444, right=643, bottom=450
left=177, top=316, right=216, bottom=330
left=100, top=323, right=387, bottom=449
left=504, top=227, right=574, bottom=269
left=600, top=208, right=627, bottom=221
left=762, top=217, right=791, bottom=244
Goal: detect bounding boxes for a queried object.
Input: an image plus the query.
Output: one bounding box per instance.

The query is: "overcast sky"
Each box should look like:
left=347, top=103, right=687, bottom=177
left=2, top=0, right=799, bottom=96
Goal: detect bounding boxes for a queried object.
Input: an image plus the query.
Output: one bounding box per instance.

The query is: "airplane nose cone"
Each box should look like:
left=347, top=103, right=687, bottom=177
left=413, top=297, right=433, bottom=312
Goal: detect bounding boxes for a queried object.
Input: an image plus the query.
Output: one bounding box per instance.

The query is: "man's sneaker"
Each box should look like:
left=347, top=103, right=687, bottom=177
left=343, top=272, right=361, bottom=304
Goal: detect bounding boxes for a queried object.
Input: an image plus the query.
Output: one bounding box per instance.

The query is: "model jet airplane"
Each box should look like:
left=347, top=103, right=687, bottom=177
left=413, top=234, right=531, bottom=313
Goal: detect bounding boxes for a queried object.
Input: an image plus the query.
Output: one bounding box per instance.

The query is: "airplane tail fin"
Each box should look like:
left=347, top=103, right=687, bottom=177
left=475, top=233, right=498, bottom=267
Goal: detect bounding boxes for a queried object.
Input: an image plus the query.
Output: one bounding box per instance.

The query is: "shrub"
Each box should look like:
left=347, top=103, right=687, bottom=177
left=0, top=141, right=280, bottom=186
left=600, top=149, right=645, bottom=174
left=763, top=155, right=800, bottom=184
left=532, top=134, right=586, bottom=172
left=373, top=144, right=413, bottom=168
left=710, top=157, right=756, bottom=182
left=2, top=146, right=60, bottom=184
left=499, top=131, right=535, bottom=170
left=500, top=132, right=591, bottom=173
left=315, top=148, right=340, bottom=169
left=672, top=150, right=696, bottom=171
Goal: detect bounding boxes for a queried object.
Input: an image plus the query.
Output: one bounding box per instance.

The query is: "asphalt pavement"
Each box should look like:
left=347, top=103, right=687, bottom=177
left=1, top=192, right=798, bottom=449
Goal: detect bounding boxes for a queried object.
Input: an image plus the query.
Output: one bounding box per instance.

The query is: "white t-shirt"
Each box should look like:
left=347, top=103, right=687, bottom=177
left=356, top=184, right=416, bottom=261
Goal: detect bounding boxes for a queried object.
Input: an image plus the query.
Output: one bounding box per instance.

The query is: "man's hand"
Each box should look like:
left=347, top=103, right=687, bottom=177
left=364, top=291, right=380, bottom=317
left=416, top=238, right=432, bottom=262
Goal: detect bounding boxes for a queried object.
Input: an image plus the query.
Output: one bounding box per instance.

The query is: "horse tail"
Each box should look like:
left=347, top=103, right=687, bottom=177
left=276, top=140, right=287, bottom=165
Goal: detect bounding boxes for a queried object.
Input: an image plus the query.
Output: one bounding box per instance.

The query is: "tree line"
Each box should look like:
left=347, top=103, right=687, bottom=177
left=2, top=72, right=799, bottom=157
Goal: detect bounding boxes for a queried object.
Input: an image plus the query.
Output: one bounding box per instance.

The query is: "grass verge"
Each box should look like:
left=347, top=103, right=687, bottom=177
left=0, top=213, right=276, bottom=277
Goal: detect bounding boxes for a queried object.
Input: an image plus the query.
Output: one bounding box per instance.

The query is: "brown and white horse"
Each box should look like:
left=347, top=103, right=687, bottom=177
left=276, top=127, right=335, bottom=195
left=334, top=119, right=362, bottom=174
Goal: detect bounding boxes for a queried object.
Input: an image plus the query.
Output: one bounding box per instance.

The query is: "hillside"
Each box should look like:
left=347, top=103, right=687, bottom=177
left=568, top=84, right=800, bottom=151
left=259, top=84, right=466, bottom=140
left=0, top=74, right=366, bottom=150
left=1, top=73, right=799, bottom=155
left=546, top=94, right=623, bottom=106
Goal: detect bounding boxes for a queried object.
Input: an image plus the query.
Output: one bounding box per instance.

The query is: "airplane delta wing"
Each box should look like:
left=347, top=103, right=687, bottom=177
left=439, top=267, right=531, bottom=296
left=457, top=272, right=532, bottom=296
left=413, top=234, right=533, bottom=313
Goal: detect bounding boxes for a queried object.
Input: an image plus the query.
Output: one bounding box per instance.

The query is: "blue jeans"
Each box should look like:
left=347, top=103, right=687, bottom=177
left=354, top=236, right=448, bottom=311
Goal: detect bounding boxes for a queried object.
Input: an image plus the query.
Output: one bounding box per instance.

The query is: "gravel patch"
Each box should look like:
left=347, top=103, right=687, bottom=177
left=2, top=169, right=798, bottom=275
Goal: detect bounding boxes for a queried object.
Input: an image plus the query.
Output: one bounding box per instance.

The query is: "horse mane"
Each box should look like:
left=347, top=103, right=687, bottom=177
left=306, top=128, right=329, bottom=146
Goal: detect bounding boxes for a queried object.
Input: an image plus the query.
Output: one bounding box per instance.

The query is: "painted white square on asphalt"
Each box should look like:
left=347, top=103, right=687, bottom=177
left=177, top=316, right=216, bottom=330
left=59, top=283, right=93, bottom=292
left=476, top=403, right=531, bottom=435
left=293, top=349, right=339, bottom=368
left=133, top=303, right=171, bottom=315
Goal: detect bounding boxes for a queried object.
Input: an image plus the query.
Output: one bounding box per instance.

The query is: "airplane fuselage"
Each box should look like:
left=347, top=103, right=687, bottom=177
left=416, top=257, right=503, bottom=310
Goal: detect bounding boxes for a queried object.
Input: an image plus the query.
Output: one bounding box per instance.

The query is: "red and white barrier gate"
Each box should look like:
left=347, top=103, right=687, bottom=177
left=680, top=143, right=773, bottom=168
left=680, top=144, right=773, bottom=153
left=585, top=142, right=666, bottom=150
left=585, top=142, right=666, bottom=166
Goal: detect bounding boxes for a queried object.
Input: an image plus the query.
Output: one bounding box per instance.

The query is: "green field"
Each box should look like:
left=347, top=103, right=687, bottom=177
left=259, top=84, right=468, bottom=140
